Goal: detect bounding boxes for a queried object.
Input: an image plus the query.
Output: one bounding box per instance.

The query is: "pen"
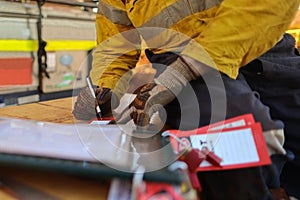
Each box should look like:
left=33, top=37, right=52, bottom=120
left=86, top=77, right=102, bottom=118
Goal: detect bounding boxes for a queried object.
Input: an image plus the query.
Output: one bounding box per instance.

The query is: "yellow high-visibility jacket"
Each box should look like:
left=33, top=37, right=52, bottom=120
left=90, top=0, right=299, bottom=90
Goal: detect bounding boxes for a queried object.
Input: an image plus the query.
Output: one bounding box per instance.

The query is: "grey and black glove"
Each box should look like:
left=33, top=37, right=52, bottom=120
left=73, top=86, right=119, bottom=120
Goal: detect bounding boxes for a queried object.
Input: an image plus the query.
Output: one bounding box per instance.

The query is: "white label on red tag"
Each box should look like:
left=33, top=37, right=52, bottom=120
left=189, top=127, right=259, bottom=167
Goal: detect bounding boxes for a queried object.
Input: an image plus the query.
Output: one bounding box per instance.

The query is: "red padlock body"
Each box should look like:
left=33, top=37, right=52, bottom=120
left=179, top=148, right=206, bottom=172
left=202, top=148, right=222, bottom=167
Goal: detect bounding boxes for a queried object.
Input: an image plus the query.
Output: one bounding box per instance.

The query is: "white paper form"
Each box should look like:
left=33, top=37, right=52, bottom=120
left=189, top=127, right=259, bottom=167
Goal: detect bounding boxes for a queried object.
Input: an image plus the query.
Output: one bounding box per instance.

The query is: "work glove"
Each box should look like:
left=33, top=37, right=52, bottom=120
left=115, top=50, right=197, bottom=127
left=115, top=82, right=175, bottom=126
left=73, top=86, right=119, bottom=120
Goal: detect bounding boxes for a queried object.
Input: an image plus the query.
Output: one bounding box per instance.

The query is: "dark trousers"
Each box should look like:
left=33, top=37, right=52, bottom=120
left=241, top=33, right=300, bottom=199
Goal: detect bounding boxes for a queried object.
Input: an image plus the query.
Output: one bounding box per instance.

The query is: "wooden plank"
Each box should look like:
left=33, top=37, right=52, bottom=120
left=0, top=97, right=76, bottom=124
left=38, top=97, right=75, bottom=109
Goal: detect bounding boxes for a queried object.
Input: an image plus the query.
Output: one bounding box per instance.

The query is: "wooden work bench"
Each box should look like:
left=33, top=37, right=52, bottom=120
left=0, top=97, right=110, bottom=200
left=0, top=97, right=76, bottom=124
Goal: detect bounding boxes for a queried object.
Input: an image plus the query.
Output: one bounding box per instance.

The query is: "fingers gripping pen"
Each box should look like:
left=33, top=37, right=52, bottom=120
left=86, top=77, right=102, bottom=118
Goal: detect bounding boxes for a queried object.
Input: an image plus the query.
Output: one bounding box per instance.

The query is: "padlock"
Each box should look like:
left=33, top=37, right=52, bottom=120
left=201, top=147, right=222, bottom=167
left=179, top=146, right=206, bottom=172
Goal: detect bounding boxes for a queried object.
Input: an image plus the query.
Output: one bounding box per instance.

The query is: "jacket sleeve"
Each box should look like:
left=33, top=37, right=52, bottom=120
left=90, top=0, right=141, bottom=90
left=181, top=0, right=300, bottom=79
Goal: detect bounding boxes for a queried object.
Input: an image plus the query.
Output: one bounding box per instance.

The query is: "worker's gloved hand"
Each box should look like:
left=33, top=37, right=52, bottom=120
left=115, top=82, right=175, bottom=126
left=115, top=50, right=197, bottom=126
left=73, top=86, right=119, bottom=120
left=95, top=87, right=119, bottom=116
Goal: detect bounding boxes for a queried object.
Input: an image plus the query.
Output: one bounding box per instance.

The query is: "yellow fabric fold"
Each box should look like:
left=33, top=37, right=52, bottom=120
left=181, top=0, right=300, bottom=79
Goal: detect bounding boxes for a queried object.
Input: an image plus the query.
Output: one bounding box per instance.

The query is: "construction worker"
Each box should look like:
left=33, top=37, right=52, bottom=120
left=73, top=0, right=300, bottom=199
